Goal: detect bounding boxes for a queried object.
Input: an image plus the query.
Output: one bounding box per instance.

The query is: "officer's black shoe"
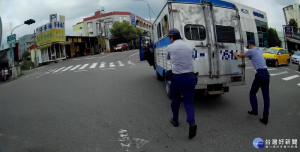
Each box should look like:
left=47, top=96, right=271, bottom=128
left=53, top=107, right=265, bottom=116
left=248, top=110, right=258, bottom=116
left=170, top=118, right=179, bottom=127
left=188, top=124, right=197, bottom=139
left=259, top=118, right=268, bottom=125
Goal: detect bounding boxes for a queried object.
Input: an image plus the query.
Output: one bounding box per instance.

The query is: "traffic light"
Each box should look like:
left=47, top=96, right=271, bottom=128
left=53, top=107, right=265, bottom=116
left=24, top=19, right=35, bottom=25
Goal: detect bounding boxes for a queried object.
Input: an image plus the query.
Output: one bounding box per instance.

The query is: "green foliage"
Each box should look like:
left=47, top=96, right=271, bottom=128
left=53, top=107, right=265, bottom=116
left=110, top=21, right=143, bottom=43
left=268, top=27, right=281, bottom=47
left=288, top=18, right=298, bottom=33
left=20, top=60, right=34, bottom=70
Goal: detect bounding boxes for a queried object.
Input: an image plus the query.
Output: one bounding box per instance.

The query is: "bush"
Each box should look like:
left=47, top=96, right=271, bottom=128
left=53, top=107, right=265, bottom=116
left=20, top=60, right=34, bottom=70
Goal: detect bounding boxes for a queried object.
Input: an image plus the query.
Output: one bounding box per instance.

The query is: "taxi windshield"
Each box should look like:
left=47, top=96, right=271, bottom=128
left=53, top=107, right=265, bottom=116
left=265, top=49, right=278, bottom=54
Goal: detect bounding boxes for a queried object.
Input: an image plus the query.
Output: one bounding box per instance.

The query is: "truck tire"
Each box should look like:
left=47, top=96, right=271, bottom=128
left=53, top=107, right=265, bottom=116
left=156, top=71, right=163, bottom=81
left=165, top=79, right=172, bottom=100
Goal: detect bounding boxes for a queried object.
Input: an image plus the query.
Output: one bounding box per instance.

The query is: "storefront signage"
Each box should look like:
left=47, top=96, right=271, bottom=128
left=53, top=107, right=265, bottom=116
left=241, top=9, right=249, bottom=14
left=36, top=29, right=65, bottom=47
left=253, top=12, right=264, bottom=19
left=131, top=14, right=136, bottom=28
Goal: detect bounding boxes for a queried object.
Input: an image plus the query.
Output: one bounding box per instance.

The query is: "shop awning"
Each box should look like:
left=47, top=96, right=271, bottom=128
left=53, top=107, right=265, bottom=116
left=287, top=37, right=300, bottom=44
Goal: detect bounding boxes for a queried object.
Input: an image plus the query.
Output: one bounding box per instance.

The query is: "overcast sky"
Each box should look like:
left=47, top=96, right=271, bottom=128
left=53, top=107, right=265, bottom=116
left=0, top=0, right=299, bottom=46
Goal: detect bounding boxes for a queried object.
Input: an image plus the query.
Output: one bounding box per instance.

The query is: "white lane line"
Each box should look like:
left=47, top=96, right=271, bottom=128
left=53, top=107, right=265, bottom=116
left=245, top=67, right=253, bottom=69
left=282, top=75, right=300, bottom=81
left=62, top=66, right=74, bottom=72
left=100, top=62, right=106, bottom=68
left=118, top=61, right=124, bottom=67
left=101, top=68, right=116, bottom=70
left=79, top=64, right=89, bottom=70
left=128, top=61, right=136, bottom=65
left=270, top=71, right=288, bottom=76
left=267, top=68, right=277, bottom=71
left=70, top=65, right=81, bottom=71
left=90, top=63, right=98, bottom=69
left=74, top=70, right=88, bottom=72
left=53, top=67, right=65, bottom=73
left=109, top=62, right=116, bottom=68
left=129, top=52, right=139, bottom=57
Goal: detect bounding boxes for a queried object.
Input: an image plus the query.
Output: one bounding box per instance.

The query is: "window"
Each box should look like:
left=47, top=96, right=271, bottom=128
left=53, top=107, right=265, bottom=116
left=87, top=22, right=92, bottom=28
left=157, top=23, right=162, bottom=39
left=216, top=25, right=235, bottom=43
left=184, top=25, right=206, bottom=40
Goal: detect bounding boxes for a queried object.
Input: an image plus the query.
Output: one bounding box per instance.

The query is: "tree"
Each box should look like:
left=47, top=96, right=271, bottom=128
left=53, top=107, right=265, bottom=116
left=110, top=21, right=143, bottom=43
left=288, top=18, right=298, bottom=33
left=267, top=27, right=281, bottom=47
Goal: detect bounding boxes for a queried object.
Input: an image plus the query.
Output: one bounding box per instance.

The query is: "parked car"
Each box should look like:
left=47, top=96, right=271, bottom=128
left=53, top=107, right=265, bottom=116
left=263, top=47, right=290, bottom=67
left=291, top=51, right=300, bottom=64
left=114, top=43, right=129, bottom=52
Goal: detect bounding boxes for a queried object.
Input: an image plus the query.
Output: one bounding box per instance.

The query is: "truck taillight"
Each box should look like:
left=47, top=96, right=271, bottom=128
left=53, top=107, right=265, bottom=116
left=231, top=76, right=242, bottom=82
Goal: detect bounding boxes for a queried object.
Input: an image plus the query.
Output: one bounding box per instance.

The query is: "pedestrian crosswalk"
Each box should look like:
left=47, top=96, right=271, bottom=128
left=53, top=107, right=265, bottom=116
left=37, top=60, right=136, bottom=78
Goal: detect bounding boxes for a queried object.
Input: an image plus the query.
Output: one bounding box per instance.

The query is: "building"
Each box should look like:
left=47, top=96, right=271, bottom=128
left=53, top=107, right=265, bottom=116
left=227, top=1, right=269, bottom=47
left=18, top=34, right=35, bottom=61
left=35, top=14, right=67, bottom=64
left=73, top=11, right=152, bottom=52
left=73, top=22, right=84, bottom=36
left=283, top=4, right=300, bottom=30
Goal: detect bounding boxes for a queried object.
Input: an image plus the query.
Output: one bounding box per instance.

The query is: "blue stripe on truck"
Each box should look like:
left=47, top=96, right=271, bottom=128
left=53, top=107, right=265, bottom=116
left=156, top=65, right=165, bottom=77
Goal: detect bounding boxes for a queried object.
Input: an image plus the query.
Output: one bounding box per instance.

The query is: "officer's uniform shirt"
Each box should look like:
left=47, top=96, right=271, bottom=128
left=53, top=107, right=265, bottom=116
left=244, top=47, right=267, bottom=70
left=166, top=39, right=194, bottom=74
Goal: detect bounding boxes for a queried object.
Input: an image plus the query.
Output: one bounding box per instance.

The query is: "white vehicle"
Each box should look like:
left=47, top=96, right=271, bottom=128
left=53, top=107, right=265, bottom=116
left=148, top=0, right=246, bottom=97
left=291, top=52, right=300, bottom=64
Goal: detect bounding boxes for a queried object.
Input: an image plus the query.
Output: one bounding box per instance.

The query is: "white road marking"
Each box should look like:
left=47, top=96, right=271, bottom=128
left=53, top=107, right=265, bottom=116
left=267, top=68, right=277, bottom=71
left=118, top=61, right=124, bottom=67
left=90, top=63, right=98, bottom=69
left=70, top=65, right=81, bottom=71
left=73, top=59, right=81, bottom=61
left=109, top=62, right=116, bottom=68
left=74, top=70, right=88, bottom=72
left=100, top=62, right=106, bottom=68
left=245, top=67, right=253, bottom=69
left=101, top=68, right=116, bottom=70
left=270, top=71, right=288, bottom=76
left=53, top=67, right=65, bottom=73
left=62, top=66, right=73, bottom=72
left=79, top=64, right=89, bottom=70
left=282, top=75, right=300, bottom=81
left=129, top=52, right=139, bottom=57
left=128, top=61, right=135, bottom=65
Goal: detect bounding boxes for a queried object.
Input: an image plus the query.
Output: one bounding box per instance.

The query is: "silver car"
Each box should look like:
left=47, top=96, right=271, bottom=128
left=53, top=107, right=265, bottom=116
left=291, top=52, right=300, bottom=64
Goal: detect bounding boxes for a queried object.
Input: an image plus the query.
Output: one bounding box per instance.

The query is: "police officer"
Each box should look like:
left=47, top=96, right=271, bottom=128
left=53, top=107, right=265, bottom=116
left=234, top=40, right=270, bottom=125
left=166, top=28, right=197, bottom=139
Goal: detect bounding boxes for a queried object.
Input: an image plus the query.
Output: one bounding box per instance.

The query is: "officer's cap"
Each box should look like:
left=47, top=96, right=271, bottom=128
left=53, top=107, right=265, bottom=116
left=247, top=40, right=255, bottom=45
left=168, top=28, right=181, bottom=37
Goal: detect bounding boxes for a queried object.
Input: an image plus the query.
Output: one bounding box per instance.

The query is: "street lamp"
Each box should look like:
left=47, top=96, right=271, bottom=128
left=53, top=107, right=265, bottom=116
left=9, top=19, right=35, bottom=78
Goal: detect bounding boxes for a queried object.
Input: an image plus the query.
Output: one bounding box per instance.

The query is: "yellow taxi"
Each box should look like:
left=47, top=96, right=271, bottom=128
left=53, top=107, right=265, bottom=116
left=263, top=47, right=290, bottom=67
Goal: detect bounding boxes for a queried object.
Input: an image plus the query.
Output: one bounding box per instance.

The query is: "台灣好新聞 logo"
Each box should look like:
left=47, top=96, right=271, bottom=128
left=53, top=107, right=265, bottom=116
left=253, top=137, right=264, bottom=149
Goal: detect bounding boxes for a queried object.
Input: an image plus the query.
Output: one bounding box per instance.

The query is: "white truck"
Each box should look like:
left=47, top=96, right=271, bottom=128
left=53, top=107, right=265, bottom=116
left=145, top=0, right=246, bottom=97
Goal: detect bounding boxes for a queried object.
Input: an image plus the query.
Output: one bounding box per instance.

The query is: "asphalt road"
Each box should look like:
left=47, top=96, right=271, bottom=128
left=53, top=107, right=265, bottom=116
left=0, top=50, right=299, bottom=152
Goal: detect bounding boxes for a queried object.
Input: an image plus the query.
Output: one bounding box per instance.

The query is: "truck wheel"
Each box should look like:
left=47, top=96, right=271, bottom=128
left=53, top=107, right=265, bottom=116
left=165, top=79, right=172, bottom=100
left=274, top=60, right=279, bottom=67
left=156, top=71, right=163, bottom=81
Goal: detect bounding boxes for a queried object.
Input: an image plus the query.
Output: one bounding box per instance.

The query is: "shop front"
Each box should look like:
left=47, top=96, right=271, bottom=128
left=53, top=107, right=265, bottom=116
left=36, top=16, right=66, bottom=64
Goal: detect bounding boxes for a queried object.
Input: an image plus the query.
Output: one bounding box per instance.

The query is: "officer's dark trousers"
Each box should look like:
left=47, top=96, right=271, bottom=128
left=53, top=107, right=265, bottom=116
left=171, top=73, right=196, bottom=124
left=250, top=69, right=270, bottom=120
